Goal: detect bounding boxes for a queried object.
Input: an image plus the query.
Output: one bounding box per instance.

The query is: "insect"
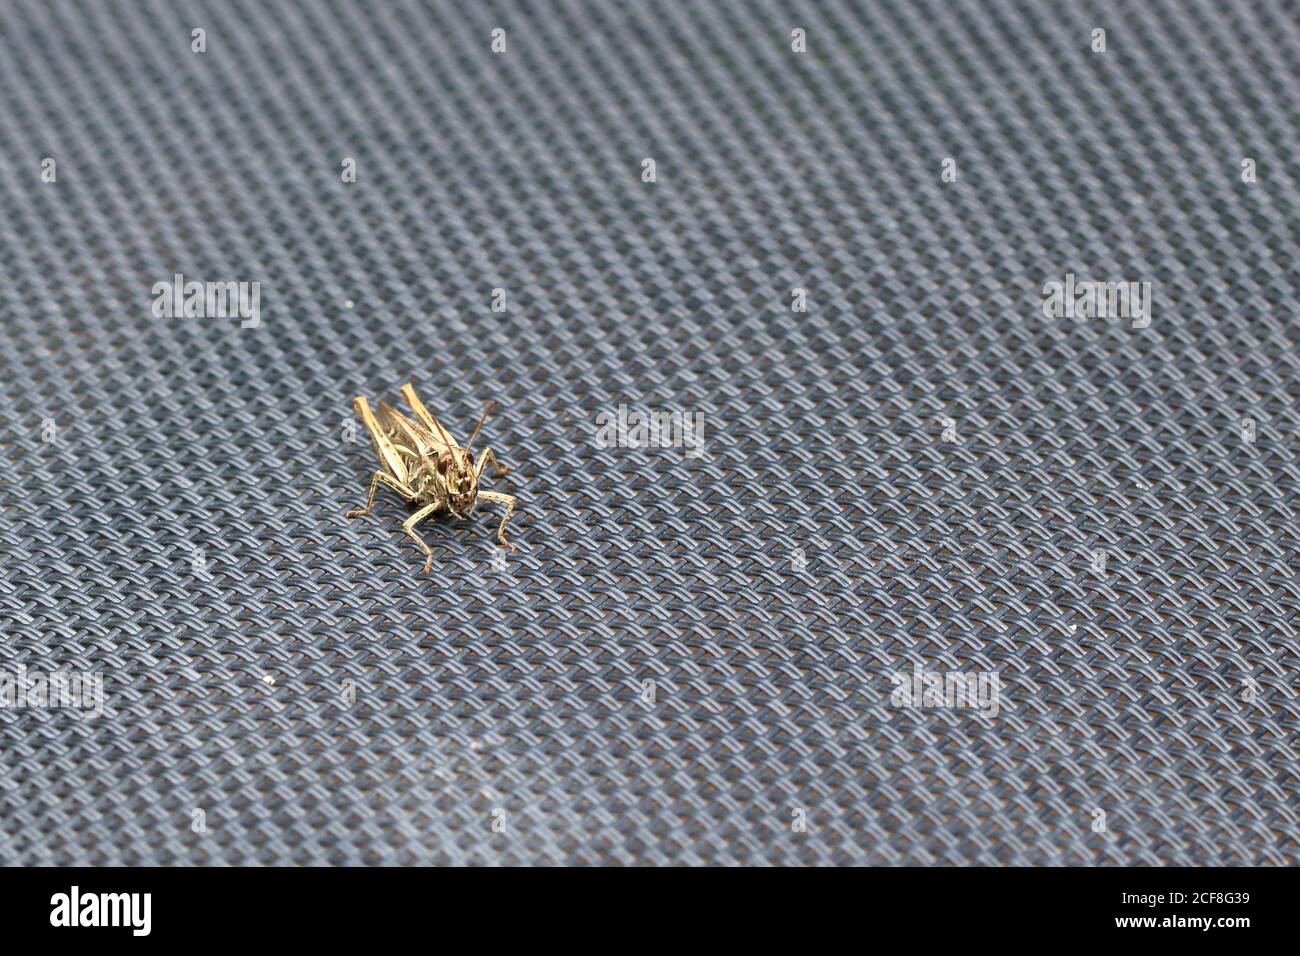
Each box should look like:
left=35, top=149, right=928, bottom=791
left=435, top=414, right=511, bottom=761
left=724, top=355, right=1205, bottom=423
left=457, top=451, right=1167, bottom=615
left=346, top=383, right=519, bottom=571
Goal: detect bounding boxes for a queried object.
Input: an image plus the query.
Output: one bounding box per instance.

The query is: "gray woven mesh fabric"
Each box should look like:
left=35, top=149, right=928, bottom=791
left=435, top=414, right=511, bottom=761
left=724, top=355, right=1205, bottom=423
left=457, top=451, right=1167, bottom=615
left=1, top=0, right=1298, bottom=866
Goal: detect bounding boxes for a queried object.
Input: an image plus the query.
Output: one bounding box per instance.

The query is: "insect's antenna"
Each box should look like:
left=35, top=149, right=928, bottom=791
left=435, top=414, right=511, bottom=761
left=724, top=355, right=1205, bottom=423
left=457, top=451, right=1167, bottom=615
left=465, top=401, right=496, bottom=454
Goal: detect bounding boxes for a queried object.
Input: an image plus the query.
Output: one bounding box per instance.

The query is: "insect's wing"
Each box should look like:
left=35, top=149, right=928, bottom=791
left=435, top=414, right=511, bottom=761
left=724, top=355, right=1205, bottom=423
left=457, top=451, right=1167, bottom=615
left=376, top=400, right=452, bottom=458
left=400, top=383, right=460, bottom=450
left=354, top=395, right=408, bottom=485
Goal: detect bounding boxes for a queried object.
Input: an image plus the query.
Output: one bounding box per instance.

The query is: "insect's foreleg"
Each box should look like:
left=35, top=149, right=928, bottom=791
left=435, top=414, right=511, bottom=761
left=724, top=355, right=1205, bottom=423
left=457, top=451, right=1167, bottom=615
left=476, top=491, right=519, bottom=551
left=474, top=447, right=511, bottom=480
left=402, top=501, right=445, bottom=573
left=346, top=471, right=414, bottom=519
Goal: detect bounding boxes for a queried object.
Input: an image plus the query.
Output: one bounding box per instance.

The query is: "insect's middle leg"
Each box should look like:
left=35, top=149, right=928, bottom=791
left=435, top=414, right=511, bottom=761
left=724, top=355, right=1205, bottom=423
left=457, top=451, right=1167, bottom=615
left=402, top=501, right=445, bottom=573
left=474, top=447, right=511, bottom=479
left=476, top=491, right=519, bottom=551
left=346, top=470, right=414, bottom=519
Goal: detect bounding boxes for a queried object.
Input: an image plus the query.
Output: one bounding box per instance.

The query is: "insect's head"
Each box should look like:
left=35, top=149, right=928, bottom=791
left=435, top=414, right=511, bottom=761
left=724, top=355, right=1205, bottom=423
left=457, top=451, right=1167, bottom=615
left=442, top=401, right=496, bottom=519
left=440, top=448, right=477, bottom=517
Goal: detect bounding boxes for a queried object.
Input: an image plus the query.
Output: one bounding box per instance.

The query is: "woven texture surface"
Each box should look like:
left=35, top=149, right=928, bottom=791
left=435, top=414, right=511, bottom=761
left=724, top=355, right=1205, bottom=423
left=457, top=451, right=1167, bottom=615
left=2, top=0, right=1299, bottom=865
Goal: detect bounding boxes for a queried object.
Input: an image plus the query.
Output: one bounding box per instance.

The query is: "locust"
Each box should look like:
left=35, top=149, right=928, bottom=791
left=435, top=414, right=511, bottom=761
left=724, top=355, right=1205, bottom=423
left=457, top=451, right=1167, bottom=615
left=346, top=383, right=519, bottom=571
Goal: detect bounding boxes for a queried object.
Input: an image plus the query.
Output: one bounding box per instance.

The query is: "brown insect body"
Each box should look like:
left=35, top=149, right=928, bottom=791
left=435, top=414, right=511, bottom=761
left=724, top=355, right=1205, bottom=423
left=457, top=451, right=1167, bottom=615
left=346, top=383, right=518, bottom=571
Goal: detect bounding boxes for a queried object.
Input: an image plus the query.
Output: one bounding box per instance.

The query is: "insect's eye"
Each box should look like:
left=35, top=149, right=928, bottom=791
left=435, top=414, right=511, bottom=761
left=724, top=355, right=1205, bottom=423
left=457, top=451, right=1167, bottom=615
left=466, top=451, right=474, bottom=465
left=437, top=457, right=449, bottom=475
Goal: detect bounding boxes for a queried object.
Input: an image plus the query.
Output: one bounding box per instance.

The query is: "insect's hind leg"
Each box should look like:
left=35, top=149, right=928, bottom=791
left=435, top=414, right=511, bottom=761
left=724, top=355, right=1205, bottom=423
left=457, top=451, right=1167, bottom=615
left=346, top=471, right=414, bottom=519
left=477, top=491, right=519, bottom=551
left=402, top=501, right=445, bottom=573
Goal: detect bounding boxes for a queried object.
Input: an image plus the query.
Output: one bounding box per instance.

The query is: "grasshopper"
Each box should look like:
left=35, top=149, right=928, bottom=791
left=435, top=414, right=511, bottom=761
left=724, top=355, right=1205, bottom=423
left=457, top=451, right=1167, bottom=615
left=346, top=383, right=519, bottom=571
